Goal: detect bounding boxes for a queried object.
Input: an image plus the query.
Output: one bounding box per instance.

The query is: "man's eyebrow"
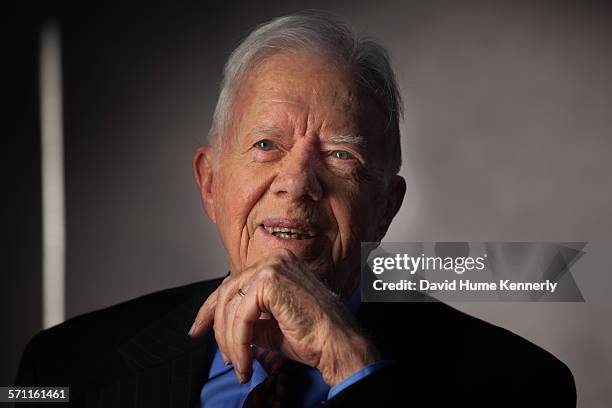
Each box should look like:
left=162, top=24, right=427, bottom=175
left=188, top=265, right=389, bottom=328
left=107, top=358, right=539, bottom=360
left=248, top=126, right=365, bottom=146
left=328, top=134, right=365, bottom=146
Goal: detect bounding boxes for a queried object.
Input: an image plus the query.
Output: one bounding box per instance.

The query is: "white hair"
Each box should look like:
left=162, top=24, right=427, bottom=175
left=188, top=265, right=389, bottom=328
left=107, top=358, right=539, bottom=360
left=209, top=10, right=403, bottom=178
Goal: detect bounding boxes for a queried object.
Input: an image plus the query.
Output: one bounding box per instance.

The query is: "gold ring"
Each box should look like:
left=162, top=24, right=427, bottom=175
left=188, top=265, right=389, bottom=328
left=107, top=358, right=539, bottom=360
left=237, top=288, right=246, bottom=298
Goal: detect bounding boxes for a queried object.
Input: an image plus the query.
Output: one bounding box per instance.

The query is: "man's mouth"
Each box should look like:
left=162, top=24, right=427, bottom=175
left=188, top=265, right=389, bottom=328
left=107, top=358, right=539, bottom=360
left=260, top=219, right=320, bottom=240
left=262, top=226, right=318, bottom=240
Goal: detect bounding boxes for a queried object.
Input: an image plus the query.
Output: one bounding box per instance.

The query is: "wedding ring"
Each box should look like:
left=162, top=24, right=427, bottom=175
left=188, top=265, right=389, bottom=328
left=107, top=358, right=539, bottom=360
left=237, top=288, right=246, bottom=298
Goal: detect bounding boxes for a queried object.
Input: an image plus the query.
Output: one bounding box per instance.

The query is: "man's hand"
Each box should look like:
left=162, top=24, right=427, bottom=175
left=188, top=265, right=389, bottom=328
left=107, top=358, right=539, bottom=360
left=188, top=248, right=379, bottom=386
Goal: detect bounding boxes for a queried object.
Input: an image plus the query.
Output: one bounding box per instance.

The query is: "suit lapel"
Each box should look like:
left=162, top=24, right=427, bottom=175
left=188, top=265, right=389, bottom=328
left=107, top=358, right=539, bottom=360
left=114, top=278, right=223, bottom=407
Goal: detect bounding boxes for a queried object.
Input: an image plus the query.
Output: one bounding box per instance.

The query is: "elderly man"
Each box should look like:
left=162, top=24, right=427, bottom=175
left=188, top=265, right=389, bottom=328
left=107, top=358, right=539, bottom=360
left=17, top=11, right=575, bottom=407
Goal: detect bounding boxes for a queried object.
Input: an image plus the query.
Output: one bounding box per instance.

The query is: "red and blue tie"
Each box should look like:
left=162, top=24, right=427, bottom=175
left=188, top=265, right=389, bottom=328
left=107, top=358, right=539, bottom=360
left=242, top=345, right=288, bottom=408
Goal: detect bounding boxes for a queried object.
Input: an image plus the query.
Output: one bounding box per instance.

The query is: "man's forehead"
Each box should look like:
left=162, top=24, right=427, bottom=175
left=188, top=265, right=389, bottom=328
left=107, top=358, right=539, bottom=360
left=229, top=52, right=386, bottom=145
left=239, top=53, right=357, bottom=106
left=235, top=91, right=361, bottom=139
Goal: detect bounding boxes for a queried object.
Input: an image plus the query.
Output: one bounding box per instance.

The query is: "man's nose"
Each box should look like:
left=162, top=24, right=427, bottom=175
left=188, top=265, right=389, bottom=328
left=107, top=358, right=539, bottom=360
left=270, top=144, right=323, bottom=202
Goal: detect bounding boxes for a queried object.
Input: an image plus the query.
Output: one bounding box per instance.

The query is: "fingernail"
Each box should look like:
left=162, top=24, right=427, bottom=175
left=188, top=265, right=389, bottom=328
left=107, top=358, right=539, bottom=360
left=188, top=321, right=197, bottom=336
left=237, top=369, right=251, bottom=384
left=223, top=358, right=230, bottom=365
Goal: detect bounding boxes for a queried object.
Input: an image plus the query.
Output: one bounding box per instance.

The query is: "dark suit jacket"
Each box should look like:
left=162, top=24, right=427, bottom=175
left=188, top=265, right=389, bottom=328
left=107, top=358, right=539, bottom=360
left=16, top=277, right=576, bottom=407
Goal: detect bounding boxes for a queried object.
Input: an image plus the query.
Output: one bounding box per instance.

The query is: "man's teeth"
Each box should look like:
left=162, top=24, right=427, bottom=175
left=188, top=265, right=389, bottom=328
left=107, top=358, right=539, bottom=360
left=263, top=226, right=317, bottom=239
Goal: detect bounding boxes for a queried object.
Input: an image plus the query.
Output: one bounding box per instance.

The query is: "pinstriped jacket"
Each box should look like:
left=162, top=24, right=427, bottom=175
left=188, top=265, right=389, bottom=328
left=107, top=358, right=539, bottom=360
left=16, top=277, right=576, bottom=407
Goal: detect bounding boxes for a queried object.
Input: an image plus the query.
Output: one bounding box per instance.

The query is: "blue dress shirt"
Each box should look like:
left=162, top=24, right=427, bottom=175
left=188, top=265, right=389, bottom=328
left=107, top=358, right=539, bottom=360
left=199, top=282, right=388, bottom=407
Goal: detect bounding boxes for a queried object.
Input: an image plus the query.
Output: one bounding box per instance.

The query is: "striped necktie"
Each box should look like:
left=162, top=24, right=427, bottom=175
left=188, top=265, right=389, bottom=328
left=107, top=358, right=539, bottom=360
left=242, top=345, right=288, bottom=408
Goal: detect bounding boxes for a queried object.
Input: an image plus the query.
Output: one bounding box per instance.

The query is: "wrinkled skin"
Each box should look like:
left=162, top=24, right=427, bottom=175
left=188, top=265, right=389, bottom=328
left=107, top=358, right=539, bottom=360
left=190, top=52, right=406, bottom=386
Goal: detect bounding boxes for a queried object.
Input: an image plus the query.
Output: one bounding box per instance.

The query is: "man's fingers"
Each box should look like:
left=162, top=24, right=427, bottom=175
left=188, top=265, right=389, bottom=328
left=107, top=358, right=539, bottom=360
left=190, top=274, right=234, bottom=337
left=213, top=282, right=234, bottom=364
left=232, top=284, right=261, bottom=384
left=225, top=285, right=244, bottom=368
left=189, top=289, right=218, bottom=337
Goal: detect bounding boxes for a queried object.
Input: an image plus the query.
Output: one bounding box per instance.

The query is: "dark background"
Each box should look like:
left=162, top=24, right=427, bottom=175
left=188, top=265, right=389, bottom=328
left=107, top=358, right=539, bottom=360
left=4, top=1, right=612, bottom=406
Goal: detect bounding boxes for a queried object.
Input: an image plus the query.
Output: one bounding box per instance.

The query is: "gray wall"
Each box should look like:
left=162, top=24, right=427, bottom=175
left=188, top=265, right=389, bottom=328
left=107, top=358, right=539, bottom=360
left=6, top=1, right=612, bottom=406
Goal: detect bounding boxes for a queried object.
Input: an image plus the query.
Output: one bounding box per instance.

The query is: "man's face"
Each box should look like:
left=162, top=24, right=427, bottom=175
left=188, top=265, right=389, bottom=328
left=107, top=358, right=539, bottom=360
left=195, top=52, right=404, bottom=296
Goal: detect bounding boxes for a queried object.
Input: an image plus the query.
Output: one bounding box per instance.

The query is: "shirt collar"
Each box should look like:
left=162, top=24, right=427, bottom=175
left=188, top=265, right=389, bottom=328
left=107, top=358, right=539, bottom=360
left=208, top=345, right=234, bottom=379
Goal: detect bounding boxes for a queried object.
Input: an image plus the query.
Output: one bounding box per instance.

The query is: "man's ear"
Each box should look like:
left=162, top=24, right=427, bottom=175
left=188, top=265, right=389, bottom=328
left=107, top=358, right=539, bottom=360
left=376, top=174, right=407, bottom=241
left=193, top=146, right=217, bottom=224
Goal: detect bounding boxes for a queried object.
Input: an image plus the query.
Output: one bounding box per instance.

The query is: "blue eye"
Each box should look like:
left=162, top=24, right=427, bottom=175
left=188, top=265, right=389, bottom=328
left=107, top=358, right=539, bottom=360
left=332, top=150, right=352, bottom=160
left=255, top=139, right=276, bottom=151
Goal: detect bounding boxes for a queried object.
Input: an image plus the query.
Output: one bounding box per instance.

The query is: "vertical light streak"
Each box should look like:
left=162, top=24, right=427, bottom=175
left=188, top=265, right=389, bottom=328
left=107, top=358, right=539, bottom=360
left=40, top=20, right=65, bottom=328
